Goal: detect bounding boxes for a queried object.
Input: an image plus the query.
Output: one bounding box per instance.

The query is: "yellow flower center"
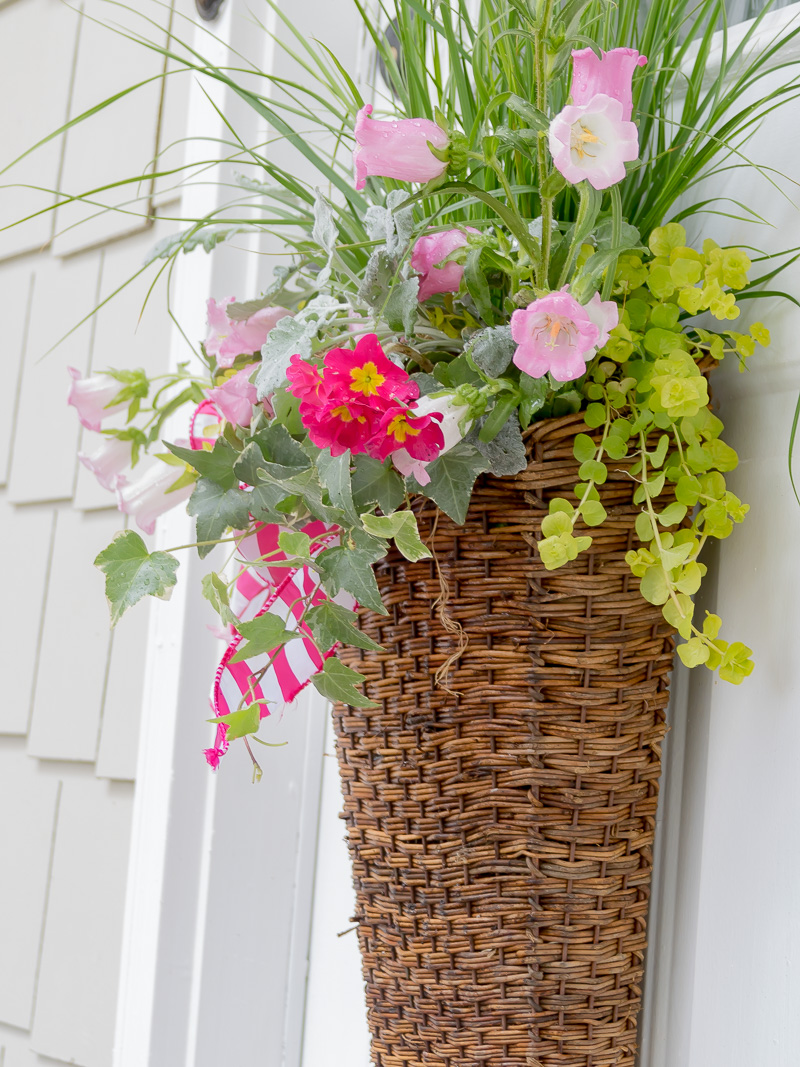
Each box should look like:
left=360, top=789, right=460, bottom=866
left=349, top=361, right=386, bottom=396
left=570, top=121, right=601, bottom=160
left=388, top=412, right=420, bottom=443
left=331, top=404, right=366, bottom=425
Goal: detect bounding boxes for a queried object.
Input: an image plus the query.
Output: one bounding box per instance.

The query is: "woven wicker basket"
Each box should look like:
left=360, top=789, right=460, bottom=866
left=334, top=411, right=675, bottom=1067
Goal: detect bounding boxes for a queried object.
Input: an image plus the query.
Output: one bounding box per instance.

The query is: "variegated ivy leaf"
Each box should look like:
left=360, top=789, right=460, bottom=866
left=95, top=530, right=179, bottom=625
left=255, top=294, right=344, bottom=398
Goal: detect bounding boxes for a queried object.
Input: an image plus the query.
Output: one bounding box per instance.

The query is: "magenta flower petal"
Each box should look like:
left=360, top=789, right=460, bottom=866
left=353, top=104, right=448, bottom=191
left=570, top=47, right=647, bottom=121
left=548, top=94, right=640, bottom=191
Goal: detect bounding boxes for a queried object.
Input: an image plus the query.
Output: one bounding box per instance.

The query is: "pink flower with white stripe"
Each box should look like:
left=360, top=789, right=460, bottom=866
left=116, top=463, right=193, bottom=535
left=78, top=435, right=133, bottom=491
left=67, top=367, right=125, bottom=431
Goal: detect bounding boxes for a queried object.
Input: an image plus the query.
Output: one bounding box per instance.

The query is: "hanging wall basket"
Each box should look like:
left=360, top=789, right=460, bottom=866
left=333, top=411, right=675, bottom=1067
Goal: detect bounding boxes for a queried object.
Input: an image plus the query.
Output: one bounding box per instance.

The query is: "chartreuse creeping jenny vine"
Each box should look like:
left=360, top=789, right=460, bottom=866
left=50, top=0, right=800, bottom=761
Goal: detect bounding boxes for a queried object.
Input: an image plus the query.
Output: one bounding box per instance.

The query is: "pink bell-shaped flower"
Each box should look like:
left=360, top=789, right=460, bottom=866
left=206, top=366, right=259, bottom=427
left=116, top=463, right=193, bottom=535
left=411, top=228, right=479, bottom=301
left=78, top=434, right=134, bottom=491
left=67, top=367, right=126, bottom=431
left=205, top=299, right=291, bottom=369
left=570, top=47, right=647, bottom=122
left=353, top=105, right=448, bottom=191
left=392, top=393, right=471, bottom=485
left=511, top=290, right=618, bottom=382
left=548, top=95, right=640, bottom=191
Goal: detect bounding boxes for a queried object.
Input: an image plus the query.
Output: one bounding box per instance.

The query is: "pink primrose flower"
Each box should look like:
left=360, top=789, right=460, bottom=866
left=353, top=105, right=448, bottom=191
left=323, top=333, right=419, bottom=405
left=370, top=405, right=444, bottom=463
left=67, top=367, right=126, bottom=431
left=548, top=95, right=640, bottom=190
left=511, top=290, right=601, bottom=382
left=205, top=298, right=291, bottom=368
left=391, top=393, right=471, bottom=485
left=206, top=366, right=259, bottom=427
left=286, top=354, right=326, bottom=407
left=411, top=228, right=479, bottom=302
left=570, top=47, right=647, bottom=122
left=116, top=462, right=194, bottom=535
left=305, top=396, right=379, bottom=457
left=78, top=434, right=134, bottom=491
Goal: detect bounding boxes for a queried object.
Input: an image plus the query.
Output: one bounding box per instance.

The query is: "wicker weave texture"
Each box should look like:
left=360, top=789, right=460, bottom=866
left=333, top=413, right=674, bottom=1067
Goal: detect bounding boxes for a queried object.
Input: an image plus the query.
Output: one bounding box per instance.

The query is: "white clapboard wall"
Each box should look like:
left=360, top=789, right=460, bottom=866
left=0, top=2, right=192, bottom=1066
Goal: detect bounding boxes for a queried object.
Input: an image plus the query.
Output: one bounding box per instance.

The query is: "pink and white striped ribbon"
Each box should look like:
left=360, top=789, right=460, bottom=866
left=205, top=519, right=353, bottom=768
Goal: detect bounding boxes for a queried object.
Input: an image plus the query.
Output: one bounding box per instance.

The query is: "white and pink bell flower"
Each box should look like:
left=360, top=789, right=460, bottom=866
left=510, top=290, right=618, bottom=382
left=78, top=435, right=134, bottom=491
left=116, top=463, right=194, bottom=536
left=392, top=393, right=472, bottom=485
left=353, top=105, right=448, bottom=191
left=67, top=367, right=126, bottom=431
left=206, top=366, right=259, bottom=427
left=569, top=47, right=647, bottom=122
left=205, top=299, right=291, bottom=369
left=411, top=227, right=479, bottom=302
left=548, top=96, right=639, bottom=191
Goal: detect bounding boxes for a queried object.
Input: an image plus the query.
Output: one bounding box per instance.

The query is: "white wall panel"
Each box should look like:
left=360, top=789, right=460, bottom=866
left=7, top=252, right=101, bottom=504
left=27, top=507, right=120, bottom=762
left=0, top=498, right=56, bottom=735
left=0, top=0, right=80, bottom=261
left=0, top=751, right=60, bottom=1030
left=30, top=778, right=133, bottom=1067
left=51, top=0, right=169, bottom=256
left=0, top=263, right=34, bottom=487
left=95, top=602, right=149, bottom=781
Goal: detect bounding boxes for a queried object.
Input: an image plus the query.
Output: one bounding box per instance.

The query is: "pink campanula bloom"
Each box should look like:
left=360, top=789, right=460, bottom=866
left=511, top=290, right=604, bottom=382
left=584, top=291, right=619, bottom=349
left=67, top=367, right=126, bottom=431
left=392, top=393, right=471, bottom=485
left=206, top=366, right=258, bottom=427
left=370, top=405, right=444, bottom=463
left=78, top=434, right=134, bottom=491
left=548, top=95, right=640, bottom=190
left=323, top=333, right=419, bottom=404
left=411, top=228, right=479, bottom=302
left=116, top=462, right=194, bottom=535
left=570, top=47, right=647, bottom=122
left=205, top=298, right=291, bottom=368
left=353, top=105, right=448, bottom=191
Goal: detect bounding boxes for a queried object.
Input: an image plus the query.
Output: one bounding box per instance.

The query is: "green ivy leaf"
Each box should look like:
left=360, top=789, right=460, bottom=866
left=188, top=478, right=252, bottom=557
left=316, top=448, right=359, bottom=525
left=305, top=600, right=383, bottom=653
left=207, top=702, right=263, bottom=742
left=201, top=571, right=237, bottom=626
left=95, top=530, right=179, bottom=625
left=351, top=454, right=405, bottom=514
left=165, top=438, right=239, bottom=490
left=229, top=612, right=297, bottom=664
left=278, top=531, right=312, bottom=558
left=361, top=511, right=431, bottom=562
left=249, top=423, right=310, bottom=469
left=310, top=656, right=378, bottom=707
left=411, top=443, right=488, bottom=525
left=316, top=546, right=388, bottom=614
